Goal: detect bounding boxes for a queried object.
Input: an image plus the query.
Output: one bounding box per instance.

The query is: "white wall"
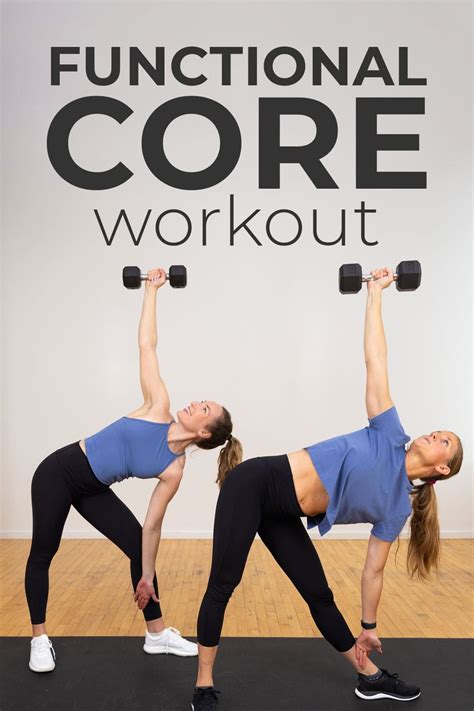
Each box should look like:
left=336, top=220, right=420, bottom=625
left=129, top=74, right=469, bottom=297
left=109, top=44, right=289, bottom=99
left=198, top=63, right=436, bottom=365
left=1, top=1, right=472, bottom=539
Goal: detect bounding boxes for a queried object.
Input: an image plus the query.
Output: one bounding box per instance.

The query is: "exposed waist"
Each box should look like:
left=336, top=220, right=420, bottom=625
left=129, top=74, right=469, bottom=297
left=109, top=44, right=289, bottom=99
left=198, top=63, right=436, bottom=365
left=287, top=449, right=329, bottom=517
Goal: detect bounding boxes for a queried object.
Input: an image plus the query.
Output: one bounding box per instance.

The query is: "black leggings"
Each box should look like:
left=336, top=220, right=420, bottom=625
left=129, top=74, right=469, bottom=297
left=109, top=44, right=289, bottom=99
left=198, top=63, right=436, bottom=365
left=25, top=443, right=161, bottom=625
left=197, top=455, right=355, bottom=652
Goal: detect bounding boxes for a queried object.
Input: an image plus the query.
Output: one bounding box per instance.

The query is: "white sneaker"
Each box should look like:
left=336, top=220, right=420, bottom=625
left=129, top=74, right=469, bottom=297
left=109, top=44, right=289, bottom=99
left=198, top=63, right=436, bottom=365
left=29, top=634, right=56, bottom=672
left=143, top=627, right=198, bottom=656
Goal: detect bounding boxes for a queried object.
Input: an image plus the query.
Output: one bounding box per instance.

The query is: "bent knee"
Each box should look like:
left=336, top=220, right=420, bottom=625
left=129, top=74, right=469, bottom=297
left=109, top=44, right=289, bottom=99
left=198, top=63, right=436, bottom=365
left=26, top=552, right=56, bottom=569
left=205, top=580, right=238, bottom=605
left=310, top=585, right=335, bottom=607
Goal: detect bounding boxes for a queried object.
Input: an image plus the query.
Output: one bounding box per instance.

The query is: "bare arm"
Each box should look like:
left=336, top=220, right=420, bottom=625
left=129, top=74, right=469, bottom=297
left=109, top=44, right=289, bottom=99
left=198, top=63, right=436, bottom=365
left=364, top=268, right=395, bottom=419
left=135, top=268, right=171, bottom=416
left=355, top=534, right=392, bottom=667
left=142, top=471, right=183, bottom=579
left=361, top=534, right=392, bottom=623
left=134, top=469, right=183, bottom=610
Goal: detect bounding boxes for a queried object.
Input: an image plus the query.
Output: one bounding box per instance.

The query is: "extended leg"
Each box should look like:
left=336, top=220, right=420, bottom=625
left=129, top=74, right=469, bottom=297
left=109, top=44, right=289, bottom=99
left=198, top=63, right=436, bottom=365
left=25, top=454, right=73, bottom=630
left=73, top=488, right=162, bottom=624
left=247, top=518, right=420, bottom=701
left=196, top=460, right=265, bottom=686
left=259, top=517, right=354, bottom=649
left=258, top=516, right=378, bottom=674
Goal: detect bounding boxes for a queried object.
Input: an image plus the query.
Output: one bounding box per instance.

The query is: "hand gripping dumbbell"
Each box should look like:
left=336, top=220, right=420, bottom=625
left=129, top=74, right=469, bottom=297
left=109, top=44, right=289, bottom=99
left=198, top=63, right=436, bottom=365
left=122, top=265, right=187, bottom=289
left=339, top=261, right=421, bottom=294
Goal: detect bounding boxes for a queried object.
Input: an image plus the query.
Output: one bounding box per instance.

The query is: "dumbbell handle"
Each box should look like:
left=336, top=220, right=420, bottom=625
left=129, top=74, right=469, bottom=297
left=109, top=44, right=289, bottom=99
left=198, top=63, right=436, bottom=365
left=137, top=271, right=172, bottom=282
left=361, top=272, right=400, bottom=282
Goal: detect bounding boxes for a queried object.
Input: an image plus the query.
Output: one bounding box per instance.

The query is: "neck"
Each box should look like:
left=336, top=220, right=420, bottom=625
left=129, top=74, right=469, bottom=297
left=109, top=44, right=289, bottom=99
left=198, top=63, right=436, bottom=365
left=405, top=450, right=435, bottom=482
left=167, top=421, right=196, bottom=454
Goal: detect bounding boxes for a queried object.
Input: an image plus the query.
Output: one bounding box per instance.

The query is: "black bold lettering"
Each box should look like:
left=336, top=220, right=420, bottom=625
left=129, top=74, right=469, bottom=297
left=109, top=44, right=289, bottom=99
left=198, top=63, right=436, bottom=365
left=142, top=97, right=241, bottom=190
left=312, top=47, right=348, bottom=85
left=51, top=47, right=79, bottom=85
left=130, top=47, right=165, bottom=85
left=264, top=46, right=306, bottom=85
left=259, top=98, right=338, bottom=189
left=85, top=46, right=120, bottom=85
left=398, top=47, right=427, bottom=85
left=47, top=97, right=133, bottom=190
left=354, top=47, right=394, bottom=85
left=209, top=47, right=244, bottom=85
left=356, top=98, right=426, bottom=188
left=171, top=47, right=207, bottom=85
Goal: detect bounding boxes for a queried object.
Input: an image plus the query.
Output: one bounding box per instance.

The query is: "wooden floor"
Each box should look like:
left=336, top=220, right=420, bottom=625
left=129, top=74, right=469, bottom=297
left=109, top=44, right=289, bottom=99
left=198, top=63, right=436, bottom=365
left=2, top=539, right=472, bottom=637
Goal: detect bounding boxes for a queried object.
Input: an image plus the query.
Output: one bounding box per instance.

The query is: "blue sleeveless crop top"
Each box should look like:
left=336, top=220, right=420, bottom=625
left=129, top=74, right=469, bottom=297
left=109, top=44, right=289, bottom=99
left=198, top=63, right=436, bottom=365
left=84, top=417, right=183, bottom=485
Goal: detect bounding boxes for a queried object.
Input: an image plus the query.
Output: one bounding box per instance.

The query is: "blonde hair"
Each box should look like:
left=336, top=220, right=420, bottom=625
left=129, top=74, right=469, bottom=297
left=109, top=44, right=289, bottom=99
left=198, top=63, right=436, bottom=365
left=195, top=406, right=243, bottom=487
left=407, top=436, right=463, bottom=580
left=215, top=437, right=243, bottom=488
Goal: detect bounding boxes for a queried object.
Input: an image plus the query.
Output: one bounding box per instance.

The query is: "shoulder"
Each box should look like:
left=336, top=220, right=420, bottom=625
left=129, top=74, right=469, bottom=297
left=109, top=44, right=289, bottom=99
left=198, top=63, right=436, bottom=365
left=126, top=402, right=173, bottom=423
left=368, top=406, right=410, bottom=446
left=371, top=513, right=409, bottom=542
left=160, top=456, right=185, bottom=483
left=368, top=405, right=398, bottom=427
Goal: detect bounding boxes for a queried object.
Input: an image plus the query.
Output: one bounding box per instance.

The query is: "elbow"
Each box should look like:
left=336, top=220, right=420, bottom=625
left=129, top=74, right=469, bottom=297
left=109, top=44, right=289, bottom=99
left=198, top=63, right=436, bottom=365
left=139, top=340, right=157, bottom=352
left=362, top=566, right=384, bottom=581
left=143, top=521, right=163, bottom=535
left=364, top=353, right=387, bottom=366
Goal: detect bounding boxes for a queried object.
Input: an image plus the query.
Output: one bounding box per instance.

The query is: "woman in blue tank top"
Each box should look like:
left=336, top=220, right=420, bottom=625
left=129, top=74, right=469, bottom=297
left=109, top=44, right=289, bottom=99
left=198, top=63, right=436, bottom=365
left=189, top=267, right=464, bottom=710
left=25, top=267, right=243, bottom=674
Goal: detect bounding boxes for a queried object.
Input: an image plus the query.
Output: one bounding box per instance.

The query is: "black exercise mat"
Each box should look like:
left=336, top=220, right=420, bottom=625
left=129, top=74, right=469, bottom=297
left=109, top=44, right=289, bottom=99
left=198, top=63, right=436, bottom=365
left=0, top=637, right=472, bottom=711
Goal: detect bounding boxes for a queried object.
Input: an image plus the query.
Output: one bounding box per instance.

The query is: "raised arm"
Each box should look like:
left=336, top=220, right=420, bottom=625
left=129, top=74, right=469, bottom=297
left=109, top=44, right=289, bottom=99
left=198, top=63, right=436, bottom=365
left=364, top=267, right=395, bottom=419
left=134, top=268, right=171, bottom=417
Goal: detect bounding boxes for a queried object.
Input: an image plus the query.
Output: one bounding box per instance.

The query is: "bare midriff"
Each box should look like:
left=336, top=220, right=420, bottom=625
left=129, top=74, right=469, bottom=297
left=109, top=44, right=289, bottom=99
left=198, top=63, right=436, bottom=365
left=287, top=449, right=329, bottom=517
left=79, top=439, right=86, bottom=454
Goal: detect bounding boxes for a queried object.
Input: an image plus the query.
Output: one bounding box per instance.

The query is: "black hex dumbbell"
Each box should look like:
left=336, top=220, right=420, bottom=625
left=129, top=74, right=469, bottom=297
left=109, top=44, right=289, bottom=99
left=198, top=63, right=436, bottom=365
left=123, top=265, right=187, bottom=290
left=339, top=261, right=421, bottom=294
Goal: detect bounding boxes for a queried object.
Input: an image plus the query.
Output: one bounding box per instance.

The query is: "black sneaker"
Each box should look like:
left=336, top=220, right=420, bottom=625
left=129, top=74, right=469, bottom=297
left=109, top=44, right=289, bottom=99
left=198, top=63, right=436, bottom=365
left=355, top=668, right=421, bottom=701
left=191, top=687, right=220, bottom=710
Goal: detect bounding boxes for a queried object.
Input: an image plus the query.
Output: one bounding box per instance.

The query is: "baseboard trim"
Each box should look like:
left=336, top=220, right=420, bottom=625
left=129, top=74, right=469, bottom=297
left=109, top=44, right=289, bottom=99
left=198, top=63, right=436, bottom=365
left=1, top=529, right=473, bottom=540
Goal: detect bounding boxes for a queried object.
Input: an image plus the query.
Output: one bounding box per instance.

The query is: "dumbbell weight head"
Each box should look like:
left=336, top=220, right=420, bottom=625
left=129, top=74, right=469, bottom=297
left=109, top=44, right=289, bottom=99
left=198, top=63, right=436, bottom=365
left=339, top=264, right=363, bottom=294
left=122, top=265, right=187, bottom=289
left=123, top=266, right=142, bottom=289
left=168, top=265, right=187, bottom=288
left=395, top=260, right=421, bottom=292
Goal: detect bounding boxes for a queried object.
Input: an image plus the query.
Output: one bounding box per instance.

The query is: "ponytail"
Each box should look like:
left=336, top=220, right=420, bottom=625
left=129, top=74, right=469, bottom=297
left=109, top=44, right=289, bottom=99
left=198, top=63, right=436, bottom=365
left=216, top=436, right=243, bottom=488
left=407, top=435, right=463, bottom=580
left=195, top=405, right=243, bottom=486
left=407, top=482, right=440, bottom=580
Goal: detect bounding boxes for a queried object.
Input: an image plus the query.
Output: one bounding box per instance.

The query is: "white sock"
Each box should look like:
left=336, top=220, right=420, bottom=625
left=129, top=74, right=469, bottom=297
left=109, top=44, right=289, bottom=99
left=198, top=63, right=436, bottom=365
left=147, top=629, right=166, bottom=638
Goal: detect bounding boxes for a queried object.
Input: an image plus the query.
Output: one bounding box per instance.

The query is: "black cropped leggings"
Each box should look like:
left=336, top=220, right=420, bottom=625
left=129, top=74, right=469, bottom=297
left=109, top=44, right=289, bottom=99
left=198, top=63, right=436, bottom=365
left=197, top=455, right=355, bottom=652
left=25, top=443, right=161, bottom=625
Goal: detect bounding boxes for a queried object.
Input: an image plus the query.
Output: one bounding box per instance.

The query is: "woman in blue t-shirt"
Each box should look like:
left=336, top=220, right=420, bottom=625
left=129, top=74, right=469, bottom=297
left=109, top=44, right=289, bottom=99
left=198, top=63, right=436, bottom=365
left=188, top=267, right=463, bottom=710
left=25, top=268, right=243, bottom=674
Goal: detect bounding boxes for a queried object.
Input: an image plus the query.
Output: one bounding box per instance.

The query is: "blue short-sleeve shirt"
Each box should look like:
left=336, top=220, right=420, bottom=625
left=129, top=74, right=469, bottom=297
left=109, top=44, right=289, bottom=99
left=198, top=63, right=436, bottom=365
left=305, top=407, right=412, bottom=542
